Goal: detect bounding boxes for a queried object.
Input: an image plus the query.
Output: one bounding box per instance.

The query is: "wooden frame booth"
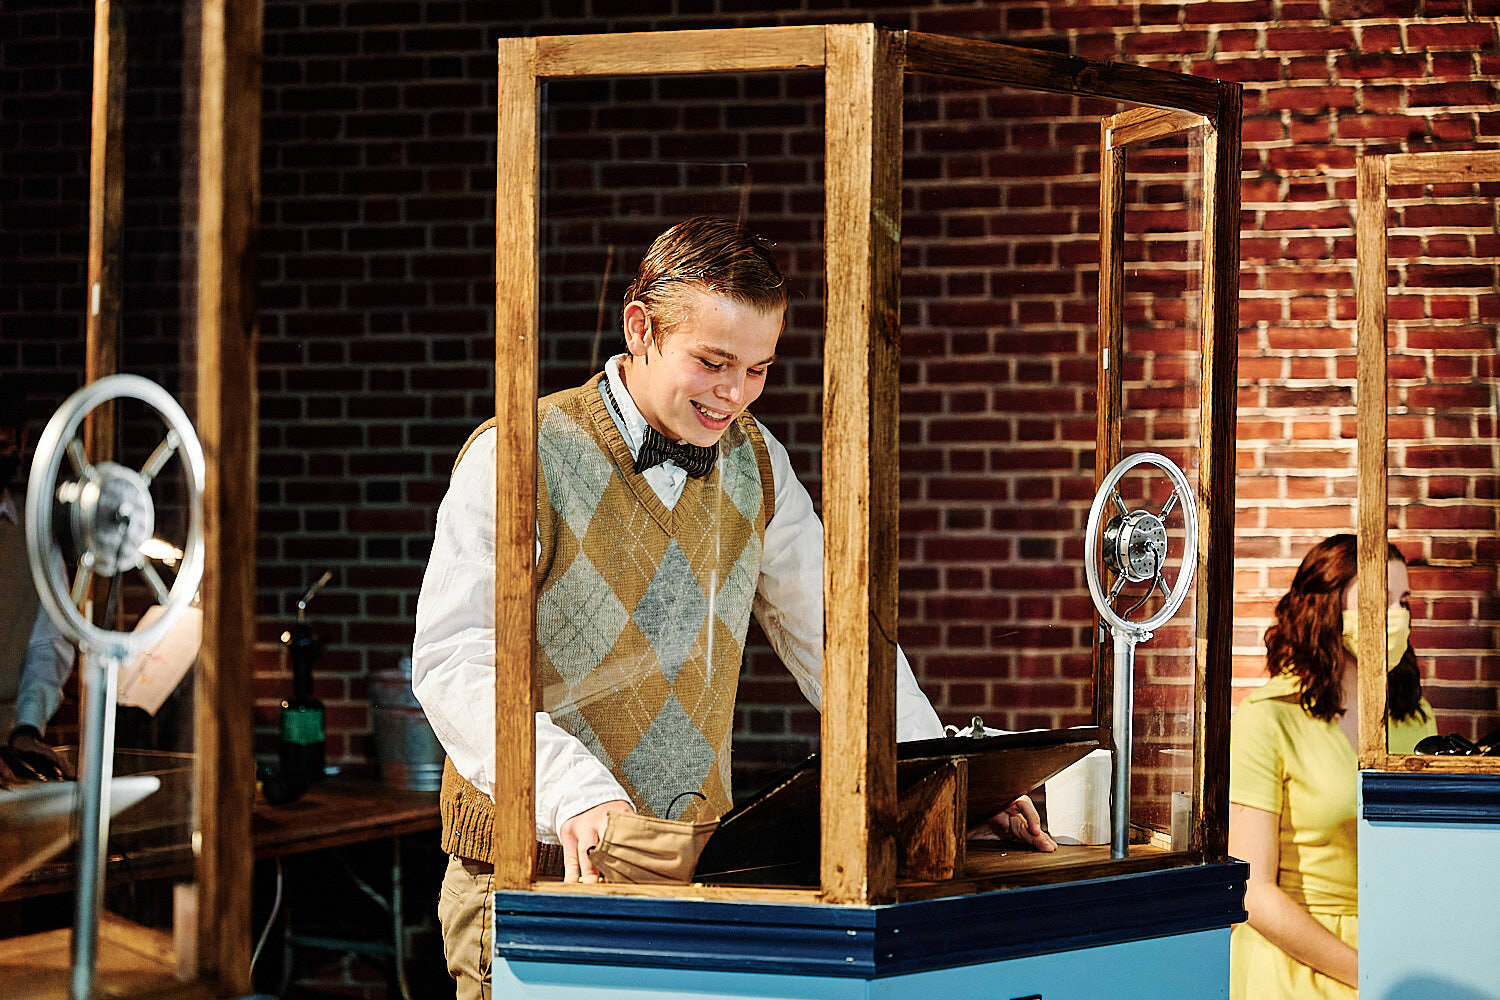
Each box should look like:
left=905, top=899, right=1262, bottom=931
left=491, top=20, right=1242, bottom=914
left=5, top=2, right=261, bottom=998
left=1355, top=147, right=1500, bottom=776
left=1353, top=146, right=1500, bottom=1000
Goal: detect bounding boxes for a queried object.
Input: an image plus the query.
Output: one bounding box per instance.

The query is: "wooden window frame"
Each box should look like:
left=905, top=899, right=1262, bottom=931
left=1355, top=148, right=1500, bottom=775
left=494, top=23, right=1242, bottom=905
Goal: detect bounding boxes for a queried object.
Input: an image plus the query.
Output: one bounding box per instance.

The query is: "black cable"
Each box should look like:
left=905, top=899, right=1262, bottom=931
left=98, top=520, right=132, bottom=630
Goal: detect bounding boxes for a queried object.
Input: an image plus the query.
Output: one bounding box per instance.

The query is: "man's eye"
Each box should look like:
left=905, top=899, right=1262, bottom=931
left=748, top=367, right=767, bottom=378
left=698, top=357, right=723, bottom=371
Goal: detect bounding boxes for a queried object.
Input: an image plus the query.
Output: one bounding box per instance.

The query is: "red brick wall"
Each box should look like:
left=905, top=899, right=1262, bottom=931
left=3, top=2, right=1498, bottom=779
left=4, top=3, right=1498, bottom=997
left=1177, top=5, right=1499, bottom=740
left=0, top=2, right=91, bottom=397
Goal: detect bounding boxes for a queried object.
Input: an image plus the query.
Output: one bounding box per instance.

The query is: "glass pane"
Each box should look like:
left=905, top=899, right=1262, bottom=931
left=536, top=72, right=828, bottom=882
left=899, top=71, right=1208, bottom=865
left=1385, top=171, right=1500, bottom=755
left=899, top=76, right=1110, bottom=740
left=1119, top=127, right=1203, bottom=845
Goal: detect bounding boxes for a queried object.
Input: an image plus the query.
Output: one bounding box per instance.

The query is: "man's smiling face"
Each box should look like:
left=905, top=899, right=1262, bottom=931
left=622, top=284, right=782, bottom=448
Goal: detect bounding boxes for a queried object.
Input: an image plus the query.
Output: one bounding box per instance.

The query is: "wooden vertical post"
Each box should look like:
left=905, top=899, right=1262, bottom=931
left=492, top=36, right=540, bottom=889
left=821, top=23, right=903, bottom=905
left=1094, top=126, right=1126, bottom=745
left=1355, top=153, right=1390, bottom=770
left=194, top=0, right=261, bottom=991
left=1095, top=132, right=1126, bottom=484
left=1193, top=82, right=1241, bottom=859
left=84, top=0, right=125, bottom=458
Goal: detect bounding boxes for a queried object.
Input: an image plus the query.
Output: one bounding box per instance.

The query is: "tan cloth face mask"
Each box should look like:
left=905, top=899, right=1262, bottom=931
left=588, top=812, right=720, bottom=884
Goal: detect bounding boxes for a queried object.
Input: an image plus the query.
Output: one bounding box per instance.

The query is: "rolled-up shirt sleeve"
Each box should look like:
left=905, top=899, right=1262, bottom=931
left=15, top=605, right=75, bottom=734
left=750, top=419, right=945, bottom=742
left=411, top=427, right=627, bottom=844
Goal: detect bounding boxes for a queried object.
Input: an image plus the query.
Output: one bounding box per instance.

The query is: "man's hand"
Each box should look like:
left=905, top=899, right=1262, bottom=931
left=9, top=727, right=72, bottom=780
left=974, top=795, right=1056, bottom=852
left=558, top=799, right=634, bottom=883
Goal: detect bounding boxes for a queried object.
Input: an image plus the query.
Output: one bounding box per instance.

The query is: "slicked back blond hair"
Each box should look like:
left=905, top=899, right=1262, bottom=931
left=623, top=216, right=788, bottom=342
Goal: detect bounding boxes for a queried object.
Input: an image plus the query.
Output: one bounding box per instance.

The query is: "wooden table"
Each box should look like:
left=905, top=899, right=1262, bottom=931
left=252, top=778, right=440, bottom=858
left=0, top=776, right=440, bottom=999
left=255, top=779, right=440, bottom=1000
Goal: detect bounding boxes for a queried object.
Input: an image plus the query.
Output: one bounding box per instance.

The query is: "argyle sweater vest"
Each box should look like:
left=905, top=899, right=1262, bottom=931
left=0, top=516, right=41, bottom=730
left=440, top=376, right=775, bottom=863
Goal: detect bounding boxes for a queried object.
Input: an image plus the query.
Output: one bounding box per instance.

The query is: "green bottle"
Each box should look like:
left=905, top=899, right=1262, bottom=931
left=279, top=573, right=331, bottom=785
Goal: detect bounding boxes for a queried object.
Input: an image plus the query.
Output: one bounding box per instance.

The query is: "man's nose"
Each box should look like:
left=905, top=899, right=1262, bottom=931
left=718, top=370, right=744, bottom=403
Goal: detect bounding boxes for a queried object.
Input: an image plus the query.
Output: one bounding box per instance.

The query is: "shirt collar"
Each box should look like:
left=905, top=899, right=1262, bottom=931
left=602, top=355, right=647, bottom=458
left=0, top=490, right=17, bottom=524
left=1245, top=671, right=1305, bottom=704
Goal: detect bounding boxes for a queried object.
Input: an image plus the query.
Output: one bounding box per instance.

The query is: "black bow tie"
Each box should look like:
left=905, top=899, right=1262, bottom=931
left=635, top=424, right=717, bottom=479
left=601, top=375, right=719, bottom=479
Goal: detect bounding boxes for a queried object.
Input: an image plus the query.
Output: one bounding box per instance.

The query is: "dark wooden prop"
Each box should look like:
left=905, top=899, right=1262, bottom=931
left=896, top=759, right=968, bottom=881
left=694, top=731, right=1098, bottom=886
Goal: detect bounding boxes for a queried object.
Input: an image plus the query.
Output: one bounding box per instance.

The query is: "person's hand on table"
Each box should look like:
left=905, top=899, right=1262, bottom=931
left=9, top=726, right=73, bottom=780
left=971, top=794, right=1056, bottom=852
left=558, top=798, right=635, bottom=883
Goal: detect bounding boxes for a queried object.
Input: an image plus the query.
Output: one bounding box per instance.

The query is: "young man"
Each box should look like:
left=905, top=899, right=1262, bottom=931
left=413, top=217, right=1051, bottom=999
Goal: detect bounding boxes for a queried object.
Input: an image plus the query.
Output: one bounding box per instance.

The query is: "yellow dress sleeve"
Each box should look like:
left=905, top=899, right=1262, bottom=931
left=1229, top=700, right=1285, bottom=814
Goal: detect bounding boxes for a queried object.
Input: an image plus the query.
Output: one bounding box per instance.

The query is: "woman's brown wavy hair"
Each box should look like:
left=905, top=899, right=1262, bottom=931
left=1263, top=533, right=1426, bottom=723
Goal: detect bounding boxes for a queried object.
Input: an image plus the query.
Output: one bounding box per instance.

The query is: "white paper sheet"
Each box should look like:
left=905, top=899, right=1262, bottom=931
left=117, top=605, right=202, bottom=714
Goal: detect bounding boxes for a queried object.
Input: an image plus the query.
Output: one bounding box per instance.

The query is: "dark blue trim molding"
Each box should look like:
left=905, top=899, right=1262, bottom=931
left=494, top=861, right=1248, bottom=978
left=1363, top=772, right=1500, bottom=825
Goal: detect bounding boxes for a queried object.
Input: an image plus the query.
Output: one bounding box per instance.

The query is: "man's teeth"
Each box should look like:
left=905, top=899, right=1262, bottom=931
left=694, top=402, right=730, bottom=420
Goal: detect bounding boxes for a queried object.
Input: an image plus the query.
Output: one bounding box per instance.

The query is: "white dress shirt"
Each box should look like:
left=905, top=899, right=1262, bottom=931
left=412, top=356, right=944, bottom=843
left=1, top=491, right=76, bottom=735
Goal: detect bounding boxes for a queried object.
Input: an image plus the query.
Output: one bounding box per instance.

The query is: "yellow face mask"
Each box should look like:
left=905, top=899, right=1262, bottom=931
left=1341, top=607, right=1412, bottom=668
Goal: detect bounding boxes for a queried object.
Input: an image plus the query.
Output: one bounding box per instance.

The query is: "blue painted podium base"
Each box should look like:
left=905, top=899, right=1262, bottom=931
left=492, top=861, right=1247, bottom=999
left=1360, top=772, right=1500, bottom=1000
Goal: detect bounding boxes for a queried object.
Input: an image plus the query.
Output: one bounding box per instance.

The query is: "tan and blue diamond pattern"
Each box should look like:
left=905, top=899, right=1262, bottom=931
left=532, top=381, right=771, bottom=821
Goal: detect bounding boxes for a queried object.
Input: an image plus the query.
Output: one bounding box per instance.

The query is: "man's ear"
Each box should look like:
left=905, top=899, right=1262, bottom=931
left=622, top=301, right=652, bottom=356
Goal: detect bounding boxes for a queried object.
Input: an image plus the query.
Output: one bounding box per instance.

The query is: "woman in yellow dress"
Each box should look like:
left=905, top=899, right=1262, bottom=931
left=1229, top=534, right=1436, bottom=999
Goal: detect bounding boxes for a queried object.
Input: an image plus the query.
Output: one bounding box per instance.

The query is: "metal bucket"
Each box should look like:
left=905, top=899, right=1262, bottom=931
left=370, top=658, right=444, bottom=791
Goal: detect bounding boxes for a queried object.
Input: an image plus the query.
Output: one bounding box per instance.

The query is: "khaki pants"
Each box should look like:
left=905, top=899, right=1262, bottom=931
left=439, top=855, right=493, bottom=1000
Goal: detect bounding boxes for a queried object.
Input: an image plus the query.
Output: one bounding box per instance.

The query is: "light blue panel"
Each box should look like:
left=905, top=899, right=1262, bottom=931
left=494, top=929, right=1229, bottom=1000
left=1359, top=814, right=1500, bottom=1000
left=494, top=961, right=869, bottom=1000
left=869, top=929, right=1229, bottom=1000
